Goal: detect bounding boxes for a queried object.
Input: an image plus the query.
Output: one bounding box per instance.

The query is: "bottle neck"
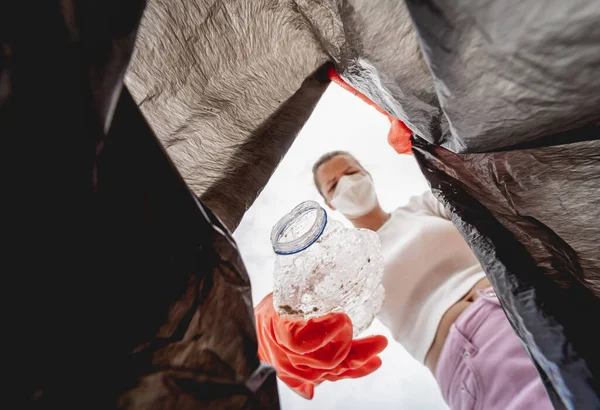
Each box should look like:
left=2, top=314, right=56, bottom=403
left=271, top=201, right=328, bottom=255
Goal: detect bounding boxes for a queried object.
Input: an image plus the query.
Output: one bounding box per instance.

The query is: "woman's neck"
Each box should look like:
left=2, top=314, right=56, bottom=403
left=348, top=205, right=391, bottom=232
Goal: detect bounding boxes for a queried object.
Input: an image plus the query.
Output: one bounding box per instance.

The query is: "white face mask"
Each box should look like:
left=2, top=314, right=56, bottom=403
left=330, top=174, right=378, bottom=218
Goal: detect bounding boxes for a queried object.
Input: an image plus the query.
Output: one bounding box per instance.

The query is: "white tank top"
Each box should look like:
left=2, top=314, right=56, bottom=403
left=376, top=190, right=486, bottom=363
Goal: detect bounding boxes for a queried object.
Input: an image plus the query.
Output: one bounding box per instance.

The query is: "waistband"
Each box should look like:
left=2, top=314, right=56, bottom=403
left=434, top=286, right=500, bottom=390
left=453, top=286, right=500, bottom=334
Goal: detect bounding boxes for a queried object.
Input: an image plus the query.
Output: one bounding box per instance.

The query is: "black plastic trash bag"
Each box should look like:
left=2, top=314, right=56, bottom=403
left=413, top=136, right=600, bottom=410
left=2, top=1, right=278, bottom=409
left=404, top=0, right=600, bottom=153
left=399, top=2, right=600, bottom=408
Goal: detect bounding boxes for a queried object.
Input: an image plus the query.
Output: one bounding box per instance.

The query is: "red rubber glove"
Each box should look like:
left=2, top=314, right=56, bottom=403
left=328, top=66, right=413, bottom=155
left=387, top=118, right=413, bottom=154
left=255, top=293, right=388, bottom=399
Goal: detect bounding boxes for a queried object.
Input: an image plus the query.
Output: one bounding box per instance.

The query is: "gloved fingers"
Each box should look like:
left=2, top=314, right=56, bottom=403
left=388, top=118, right=413, bottom=154
left=344, top=335, right=388, bottom=368
left=322, top=356, right=383, bottom=382
left=259, top=328, right=345, bottom=383
left=280, top=353, right=384, bottom=386
left=293, top=382, right=315, bottom=400
left=255, top=292, right=353, bottom=355
left=254, top=293, right=383, bottom=385
left=270, top=358, right=327, bottom=383
left=277, top=335, right=386, bottom=382
left=277, top=373, right=304, bottom=389
left=274, top=312, right=352, bottom=354
left=278, top=375, right=315, bottom=400
left=280, top=313, right=354, bottom=369
left=285, top=336, right=352, bottom=370
left=271, top=350, right=351, bottom=383
left=256, top=319, right=349, bottom=382
left=256, top=324, right=285, bottom=367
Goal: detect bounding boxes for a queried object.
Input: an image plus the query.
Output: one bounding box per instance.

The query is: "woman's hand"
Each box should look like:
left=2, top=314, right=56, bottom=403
left=254, top=293, right=388, bottom=399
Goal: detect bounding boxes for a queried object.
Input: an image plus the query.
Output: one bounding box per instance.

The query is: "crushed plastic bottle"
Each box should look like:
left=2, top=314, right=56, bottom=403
left=271, top=201, right=385, bottom=336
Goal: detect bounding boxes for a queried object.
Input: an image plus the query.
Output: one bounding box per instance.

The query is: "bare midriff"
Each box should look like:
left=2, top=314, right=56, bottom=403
left=424, top=277, right=492, bottom=374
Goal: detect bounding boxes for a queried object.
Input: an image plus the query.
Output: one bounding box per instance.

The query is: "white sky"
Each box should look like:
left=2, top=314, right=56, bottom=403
left=233, top=84, right=448, bottom=409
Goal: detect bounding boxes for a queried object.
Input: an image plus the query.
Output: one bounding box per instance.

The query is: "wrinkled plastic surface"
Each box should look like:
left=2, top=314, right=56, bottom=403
left=126, top=0, right=332, bottom=231
left=404, top=0, right=600, bottom=152
left=2, top=1, right=278, bottom=409
left=273, top=208, right=385, bottom=336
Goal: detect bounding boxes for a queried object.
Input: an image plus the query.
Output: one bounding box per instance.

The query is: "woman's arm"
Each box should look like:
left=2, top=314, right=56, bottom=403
left=408, top=190, right=450, bottom=219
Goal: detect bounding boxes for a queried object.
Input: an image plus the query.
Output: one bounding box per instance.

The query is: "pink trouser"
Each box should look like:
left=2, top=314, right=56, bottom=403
left=434, top=287, right=554, bottom=410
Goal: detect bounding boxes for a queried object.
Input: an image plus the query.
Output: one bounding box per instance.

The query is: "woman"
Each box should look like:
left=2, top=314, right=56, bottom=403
left=255, top=151, right=553, bottom=409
